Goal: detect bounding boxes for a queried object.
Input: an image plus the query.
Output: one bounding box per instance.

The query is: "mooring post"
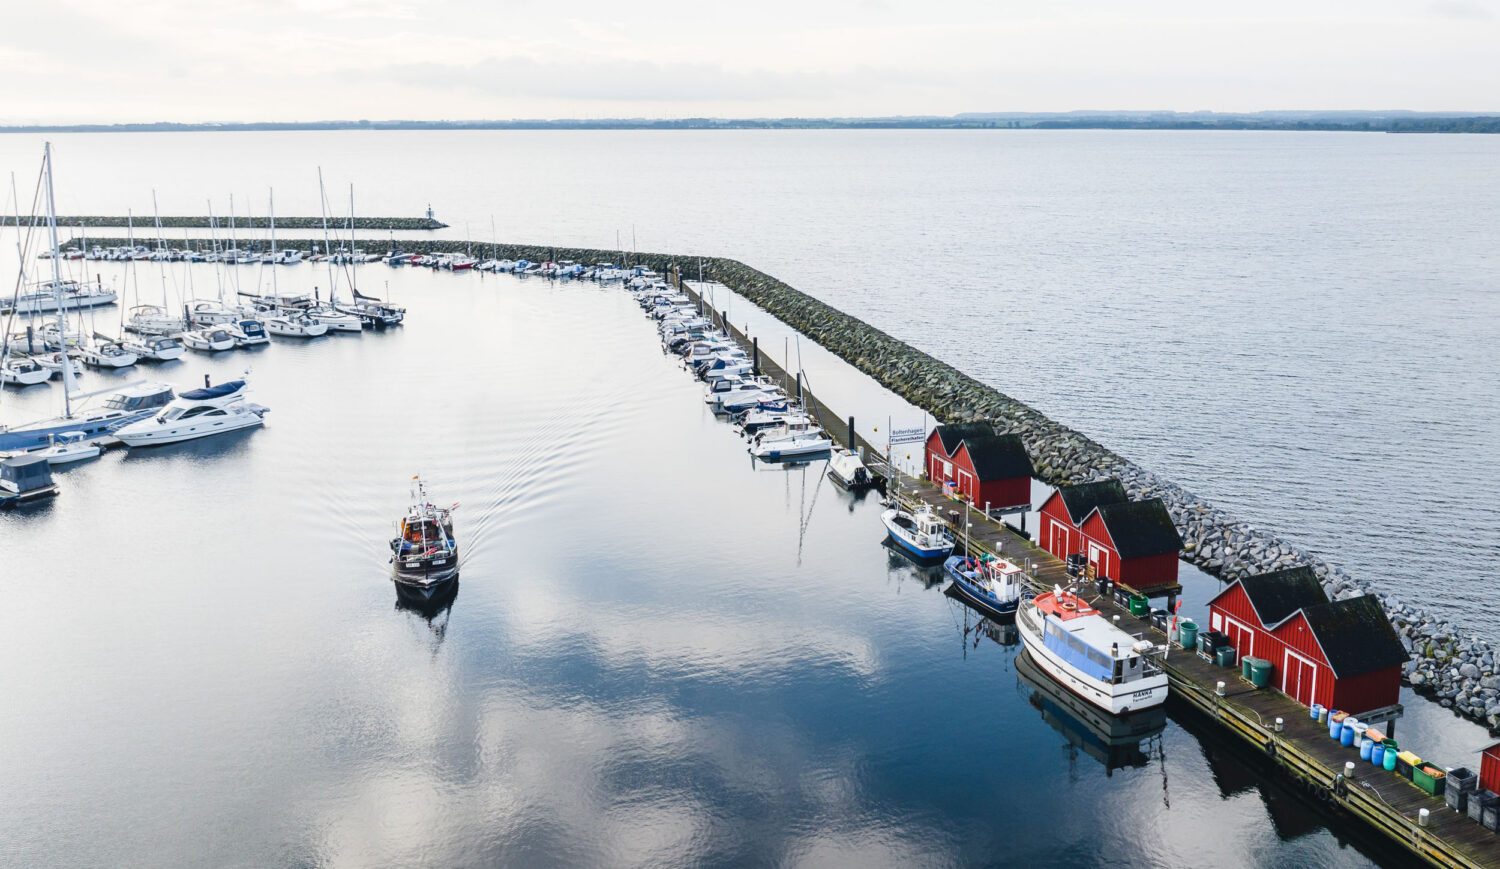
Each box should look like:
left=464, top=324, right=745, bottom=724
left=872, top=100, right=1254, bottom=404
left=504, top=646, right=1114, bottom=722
left=847, top=416, right=855, bottom=450
left=752, top=337, right=759, bottom=375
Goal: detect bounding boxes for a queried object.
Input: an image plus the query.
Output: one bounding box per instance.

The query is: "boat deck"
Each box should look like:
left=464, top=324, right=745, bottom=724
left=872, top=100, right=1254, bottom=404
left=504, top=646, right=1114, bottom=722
left=675, top=274, right=1500, bottom=869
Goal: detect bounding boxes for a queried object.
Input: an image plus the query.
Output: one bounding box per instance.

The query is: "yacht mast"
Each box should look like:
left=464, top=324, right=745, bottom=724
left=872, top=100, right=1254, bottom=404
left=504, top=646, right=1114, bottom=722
left=317, top=168, right=336, bottom=304
left=268, top=189, right=278, bottom=298
left=42, top=143, right=77, bottom=417
left=347, top=184, right=356, bottom=298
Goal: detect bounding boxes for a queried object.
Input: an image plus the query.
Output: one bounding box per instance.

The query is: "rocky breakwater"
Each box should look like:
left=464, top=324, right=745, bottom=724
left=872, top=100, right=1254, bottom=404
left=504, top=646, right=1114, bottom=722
left=685, top=256, right=1496, bottom=730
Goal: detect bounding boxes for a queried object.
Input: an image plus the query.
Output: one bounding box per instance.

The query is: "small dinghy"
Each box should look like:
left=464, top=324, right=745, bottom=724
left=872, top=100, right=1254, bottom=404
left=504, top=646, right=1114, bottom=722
left=880, top=503, right=955, bottom=561
left=390, top=476, right=459, bottom=598
left=35, top=430, right=101, bottom=465
left=944, top=554, right=1025, bottom=620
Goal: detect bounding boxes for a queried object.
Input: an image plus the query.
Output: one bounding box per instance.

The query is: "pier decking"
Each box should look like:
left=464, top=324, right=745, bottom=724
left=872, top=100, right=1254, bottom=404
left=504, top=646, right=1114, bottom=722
left=675, top=275, right=1500, bottom=869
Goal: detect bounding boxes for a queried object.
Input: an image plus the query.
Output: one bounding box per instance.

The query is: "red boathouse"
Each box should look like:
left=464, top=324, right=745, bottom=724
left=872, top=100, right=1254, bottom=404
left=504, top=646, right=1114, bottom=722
left=923, top=422, right=1033, bottom=512
left=1038, top=480, right=1182, bottom=592
left=1206, top=567, right=1409, bottom=718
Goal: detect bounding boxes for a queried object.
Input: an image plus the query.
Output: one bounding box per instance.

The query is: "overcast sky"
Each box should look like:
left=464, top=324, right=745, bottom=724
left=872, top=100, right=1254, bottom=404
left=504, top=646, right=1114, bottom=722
left=4, top=0, right=1497, bottom=123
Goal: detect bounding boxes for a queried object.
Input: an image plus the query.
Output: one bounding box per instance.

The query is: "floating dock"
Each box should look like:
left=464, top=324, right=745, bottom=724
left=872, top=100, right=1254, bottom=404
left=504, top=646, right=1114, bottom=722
left=674, top=275, right=1500, bottom=869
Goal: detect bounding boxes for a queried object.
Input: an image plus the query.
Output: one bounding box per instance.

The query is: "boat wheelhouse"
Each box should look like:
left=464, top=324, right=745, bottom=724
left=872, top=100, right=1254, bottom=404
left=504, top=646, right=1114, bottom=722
left=390, top=477, right=459, bottom=598
left=1016, top=586, right=1169, bottom=715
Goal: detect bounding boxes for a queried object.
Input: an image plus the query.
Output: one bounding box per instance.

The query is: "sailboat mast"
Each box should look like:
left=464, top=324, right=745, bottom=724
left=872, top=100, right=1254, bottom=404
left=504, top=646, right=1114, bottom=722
left=207, top=198, right=223, bottom=303
left=268, top=189, right=278, bottom=298
left=347, top=184, right=356, bottom=298
left=317, top=168, right=337, bottom=303
left=42, top=143, right=77, bottom=416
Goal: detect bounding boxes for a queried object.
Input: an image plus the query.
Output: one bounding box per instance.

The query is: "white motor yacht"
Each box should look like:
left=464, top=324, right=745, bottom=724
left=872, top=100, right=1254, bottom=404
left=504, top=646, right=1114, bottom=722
left=1, top=356, right=51, bottom=386
left=0, top=279, right=117, bottom=316
left=78, top=339, right=139, bottom=369
left=188, top=300, right=241, bottom=326
left=263, top=310, right=329, bottom=338
left=180, top=327, right=236, bottom=352
left=749, top=419, right=833, bottom=460
left=231, top=318, right=270, bottom=347
left=305, top=305, right=363, bottom=333
left=115, top=378, right=268, bottom=447
left=123, top=335, right=186, bottom=362
left=125, top=304, right=187, bottom=336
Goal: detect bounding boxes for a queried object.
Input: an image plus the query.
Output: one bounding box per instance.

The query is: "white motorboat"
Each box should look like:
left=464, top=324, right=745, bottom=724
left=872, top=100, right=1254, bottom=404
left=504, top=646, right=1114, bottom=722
left=263, top=310, right=329, bottom=338
left=31, top=351, right=83, bottom=380
left=827, top=447, right=877, bottom=490
left=305, top=305, right=362, bottom=333
left=188, top=300, right=241, bottom=326
left=180, top=327, right=236, bottom=352
left=231, top=318, right=270, bottom=347
left=34, top=430, right=101, bottom=465
left=123, top=335, right=186, bottom=362
left=273, top=249, right=305, bottom=264
left=1016, top=586, right=1170, bottom=716
left=0, top=279, right=117, bottom=316
left=114, top=378, right=268, bottom=447
left=1, top=355, right=51, bottom=386
left=737, top=407, right=806, bottom=435
left=749, top=419, right=833, bottom=460
left=78, top=339, right=139, bottom=369
left=125, top=304, right=187, bottom=336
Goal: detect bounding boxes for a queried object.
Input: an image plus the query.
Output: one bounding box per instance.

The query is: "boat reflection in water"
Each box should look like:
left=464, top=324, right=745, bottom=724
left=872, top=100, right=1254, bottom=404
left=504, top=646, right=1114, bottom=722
left=394, top=577, right=459, bottom=640
left=1015, top=650, right=1166, bottom=776
left=882, top=538, right=945, bottom=589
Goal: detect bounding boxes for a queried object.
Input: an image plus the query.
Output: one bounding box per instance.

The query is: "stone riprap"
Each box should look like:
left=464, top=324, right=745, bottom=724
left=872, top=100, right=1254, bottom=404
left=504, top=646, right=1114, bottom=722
left=54, top=216, right=446, bottom=230
left=61, top=238, right=1486, bottom=727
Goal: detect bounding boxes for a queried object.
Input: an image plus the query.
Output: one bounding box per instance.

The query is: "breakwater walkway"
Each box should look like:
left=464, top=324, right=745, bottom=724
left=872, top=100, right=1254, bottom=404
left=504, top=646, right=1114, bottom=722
left=61, top=234, right=1493, bottom=732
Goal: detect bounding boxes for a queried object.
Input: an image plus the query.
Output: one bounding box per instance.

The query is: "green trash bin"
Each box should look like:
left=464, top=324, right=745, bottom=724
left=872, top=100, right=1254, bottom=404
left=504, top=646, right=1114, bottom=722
left=1249, top=657, right=1273, bottom=689
left=1241, top=656, right=1254, bottom=680
left=1128, top=594, right=1149, bottom=617
left=1179, top=619, right=1198, bottom=650
left=1216, top=645, right=1237, bottom=668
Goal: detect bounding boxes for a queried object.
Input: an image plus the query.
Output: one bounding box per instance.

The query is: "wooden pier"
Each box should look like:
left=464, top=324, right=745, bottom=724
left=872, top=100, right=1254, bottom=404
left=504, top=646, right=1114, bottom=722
left=673, top=274, right=1500, bottom=869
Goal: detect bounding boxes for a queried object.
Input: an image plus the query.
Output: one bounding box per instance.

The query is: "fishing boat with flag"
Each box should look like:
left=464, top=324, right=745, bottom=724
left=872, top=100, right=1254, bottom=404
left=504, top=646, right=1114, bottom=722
left=389, top=476, right=459, bottom=598
left=1016, top=585, right=1169, bottom=715
left=943, top=553, right=1025, bottom=620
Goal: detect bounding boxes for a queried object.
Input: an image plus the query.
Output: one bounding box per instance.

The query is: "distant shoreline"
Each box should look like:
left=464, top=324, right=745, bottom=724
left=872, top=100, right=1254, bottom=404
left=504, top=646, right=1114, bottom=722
left=2, top=113, right=1498, bottom=134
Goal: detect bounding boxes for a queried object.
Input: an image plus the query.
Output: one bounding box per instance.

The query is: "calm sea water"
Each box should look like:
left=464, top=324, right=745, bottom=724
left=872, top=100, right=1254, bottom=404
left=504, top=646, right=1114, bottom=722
left=0, top=131, right=1493, bottom=867
left=1, top=129, right=1494, bottom=632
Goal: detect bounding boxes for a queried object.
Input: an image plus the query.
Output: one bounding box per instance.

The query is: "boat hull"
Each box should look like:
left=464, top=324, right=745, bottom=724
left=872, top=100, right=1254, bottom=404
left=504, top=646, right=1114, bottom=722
left=0, top=410, right=150, bottom=451
left=944, top=558, right=1020, bottom=621
left=116, top=412, right=264, bottom=447
left=1016, top=607, right=1169, bottom=716
left=391, top=553, right=460, bottom=596
left=883, top=525, right=952, bottom=561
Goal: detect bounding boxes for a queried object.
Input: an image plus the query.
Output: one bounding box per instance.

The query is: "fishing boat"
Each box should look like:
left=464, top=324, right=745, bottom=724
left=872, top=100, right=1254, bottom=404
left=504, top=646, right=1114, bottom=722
left=880, top=503, right=955, bottom=561
left=389, top=476, right=459, bottom=598
left=1016, top=585, right=1169, bottom=715
left=180, top=327, right=236, bottom=352
left=114, top=377, right=268, bottom=447
left=0, top=454, right=58, bottom=507
left=827, top=447, right=877, bottom=491
left=944, top=553, right=1026, bottom=620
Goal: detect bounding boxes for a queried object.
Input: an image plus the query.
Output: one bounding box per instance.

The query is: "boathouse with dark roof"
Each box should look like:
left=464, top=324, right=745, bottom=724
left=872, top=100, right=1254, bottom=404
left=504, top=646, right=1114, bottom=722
left=1037, top=479, right=1129, bottom=564
left=1075, top=498, right=1184, bottom=592
left=1207, top=568, right=1408, bottom=717
left=923, top=423, right=1034, bottom=512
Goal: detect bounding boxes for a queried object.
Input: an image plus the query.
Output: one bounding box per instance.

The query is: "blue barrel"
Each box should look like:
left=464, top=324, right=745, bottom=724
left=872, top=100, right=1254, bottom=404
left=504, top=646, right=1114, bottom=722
left=1359, top=739, right=1373, bottom=761
left=1341, top=722, right=1356, bottom=747
left=1309, top=703, right=1322, bottom=721
left=1371, top=742, right=1386, bottom=767
left=1329, top=715, right=1343, bottom=739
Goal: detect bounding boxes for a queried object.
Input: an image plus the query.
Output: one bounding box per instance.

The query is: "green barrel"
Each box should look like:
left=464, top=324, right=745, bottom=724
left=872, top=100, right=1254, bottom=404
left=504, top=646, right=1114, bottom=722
left=1128, top=594, right=1149, bottom=617
left=1216, top=645, right=1237, bottom=668
left=1382, top=739, right=1399, bottom=772
left=1179, top=620, right=1198, bottom=650
left=1242, top=657, right=1254, bottom=680
left=1249, top=658, right=1273, bottom=688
